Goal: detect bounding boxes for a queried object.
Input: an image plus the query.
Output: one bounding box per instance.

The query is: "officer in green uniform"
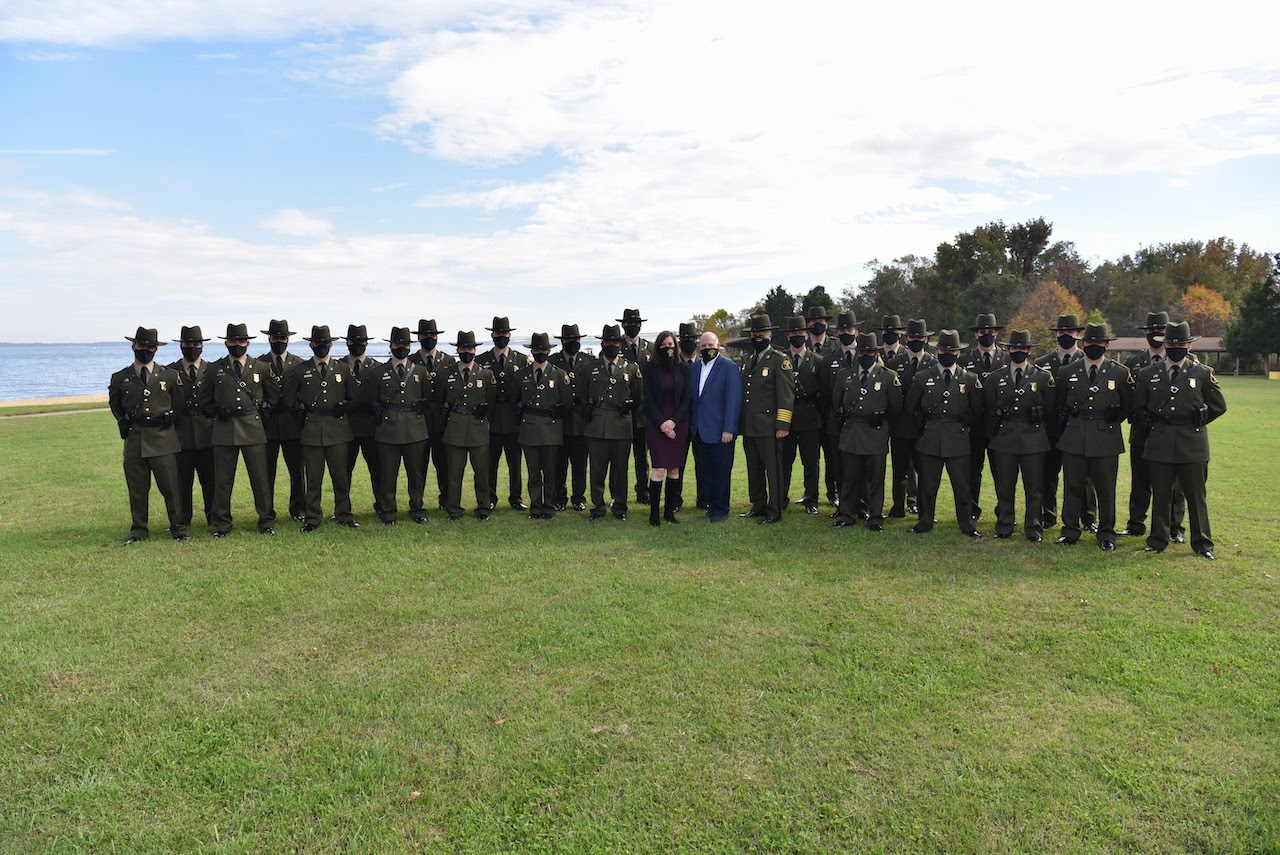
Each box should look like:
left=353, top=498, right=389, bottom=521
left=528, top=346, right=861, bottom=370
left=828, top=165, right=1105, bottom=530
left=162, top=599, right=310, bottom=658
left=280, top=325, right=359, bottom=532
left=904, top=329, right=983, bottom=537
left=441, top=331, right=497, bottom=521
left=619, top=309, right=653, bottom=504
left=199, top=323, right=279, bottom=537
left=805, top=305, right=838, bottom=357
left=168, top=325, right=215, bottom=528
left=550, top=323, right=596, bottom=512
left=257, top=320, right=305, bottom=521
left=581, top=324, right=642, bottom=520
left=962, top=312, right=1009, bottom=522
left=109, top=327, right=186, bottom=544
left=817, top=310, right=859, bottom=510
left=885, top=318, right=935, bottom=517
left=780, top=315, right=823, bottom=513
left=880, top=314, right=907, bottom=364
left=342, top=324, right=383, bottom=516
left=831, top=332, right=902, bottom=530
left=1135, top=322, right=1226, bottom=559
left=1035, top=313, right=1095, bottom=530
left=739, top=314, right=796, bottom=524
left=517, top=332, right=574, bottom=519
left=364, top=326, right=433, bottom=525
left=476, top=316, right=529, bottom=511
left=1053, top=323, right=1134, bottom=550
left=409, top=318, right=454, bottom=509
left=984, top=329, right=1057, bottom=542
left=1121, top=311, right=1186, bottom=541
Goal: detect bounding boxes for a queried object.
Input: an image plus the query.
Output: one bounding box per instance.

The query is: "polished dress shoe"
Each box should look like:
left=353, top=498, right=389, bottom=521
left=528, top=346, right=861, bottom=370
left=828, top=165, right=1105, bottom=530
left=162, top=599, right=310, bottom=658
left=1117, top=528, right=1141, bottom=537
left=757, top=515, right=780, bottom=525
left=261, top=527, right=276, bottom=536
left=302, top=523, right=320, bottom=533
left=589, top=512, right=605, bottom=522
left=804, top=504, right=819, bottom=515
left=613, top=512, right=628, bottom=521
left=1172, top=531, right=1186, bottom=544
left=553, top=502, right=567, bottom=512
left=342, top=519, right=360, bottom=528
left=510, top=499, right=529, bottom=511
left=1027, top=533, right=1043, bottom=543
left=572, top=500, right=587, bottom=512
left=1085, top=523, right=1099, bottom=534
left=740, top=510, right=763, bottom=518
left=887, top=507, right=906, bottom=519
left=412, top=516, right=428, bottom=524
left=907, top=525, right=930, bottom=534
left=1141, top=546, right=1163, bottom=553
left=1100, top=541, right=1115, bottom=551
left=173, top=533, right=190, bottom=542
left=212, top=530, right=229, bottom=539
left=905, top=502, right=918, bottom=515
left=830, top=519, right=854, bottom=528
left=476, top=514, right=491, bottom=522
left=123, top=536, right=142, bottom=545
left=292, top=514, right=306, bottom=522
left=383, top=518, right=397, bottom=526
left=446, top=516, right=462, bottom=523
left=1199, top=550, right=1215, bottom=560
left=1055, top=536, right=1076, bottom=545
left=867, top=524, right=883, bottom=532
left=993, top=532, right=1011, bottom=539
left=966, top=530, right=983, bottom=539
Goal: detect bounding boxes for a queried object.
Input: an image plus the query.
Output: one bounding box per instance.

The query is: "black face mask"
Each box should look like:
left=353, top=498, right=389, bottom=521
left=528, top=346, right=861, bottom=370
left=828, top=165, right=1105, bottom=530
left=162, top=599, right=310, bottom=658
left=226, top=344, right=248, bottom=358
left=419, top=337, right=437, bottom=352
left=838, top=332, right=856, bottom=347
left=679, top=338, right=697, bottom=356
left=659, top=346, right=676, bottom=364
left=492, top=336, right=510, bottom=350
left=135, top=348, right=156, bottom=364
left=562, top=340, right=581, bottom=355
left=907, top=339, right=926, bottom=353
left=1165, top=347, right=1189, bottom=364
left=601, top=344, right=620, bottom=360
left=857, top=354, right=876, bottom=370
left=458, top=351, right=476, bottom=364
left=1057, top=334, right=1077, bottom=350
left=977, top=333, right=995, bottom=348
left=752, top=336, right=770, bottom=353
left=623, top=325, right=641, bottom=339
left=937, top=352, right=958, bottom=368
left=882, top=331, right=900, bottom=345
left=1146, top=332, right=1164, bottom=350
left=311, top=344, right=331, bottom=359
left=701, top=348, right=719, bottom=363
left=347, top=342, right=367, bottom=357
left=808, top=323, right=827, bottom=337
left=1083, top=344, right=1107, bottom=361
left=788, top=335, right=807, bottom=350
left=1009, top=350, right=1029, bottom=364
left=391, top=346, right=411, bottom=360
left=270, top=340, right=289, bottom=355
left=180, top=345, right=203, bottom=362
left=532, top=351, right=549, bottom=364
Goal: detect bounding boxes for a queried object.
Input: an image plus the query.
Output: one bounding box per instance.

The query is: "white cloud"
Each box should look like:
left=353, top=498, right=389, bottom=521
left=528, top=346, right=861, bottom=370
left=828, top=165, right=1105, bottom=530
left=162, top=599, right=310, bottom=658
left=258, top=208, right=335, bottom=238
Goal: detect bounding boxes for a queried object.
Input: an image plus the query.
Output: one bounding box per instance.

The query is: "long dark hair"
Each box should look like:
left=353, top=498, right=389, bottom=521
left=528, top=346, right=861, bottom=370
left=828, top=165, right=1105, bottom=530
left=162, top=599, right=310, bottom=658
left=648, top=330, right=677, bottom=363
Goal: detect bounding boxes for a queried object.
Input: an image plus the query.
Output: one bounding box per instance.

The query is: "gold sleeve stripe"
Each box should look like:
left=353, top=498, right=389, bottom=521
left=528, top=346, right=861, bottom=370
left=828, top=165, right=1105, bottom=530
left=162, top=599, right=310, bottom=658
left=776, top=409, right=793, bottom=423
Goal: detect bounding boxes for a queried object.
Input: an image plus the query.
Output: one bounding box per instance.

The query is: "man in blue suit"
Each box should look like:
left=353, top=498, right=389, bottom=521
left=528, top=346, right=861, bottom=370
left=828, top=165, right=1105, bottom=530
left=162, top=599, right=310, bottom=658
left=689, top=331, right=744, bottom=522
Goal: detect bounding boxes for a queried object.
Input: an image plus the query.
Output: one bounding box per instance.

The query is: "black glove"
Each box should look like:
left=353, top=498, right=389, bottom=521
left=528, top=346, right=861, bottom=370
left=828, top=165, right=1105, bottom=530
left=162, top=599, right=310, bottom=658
left=1193, top=405, right=1209, bottom=427
left=619, top=400, right=634, bottom=416
left=1105, top=403, right=1122, bottom=423
left=552, top=403, right=567, bottom=420
left=293, top=402, right=307, bottom=421
left=216, top=405, right=231, bottom=421
left=474, top=403, right=489, bottom=420
left=258, top=400, right=273, bottom=417
left=869, top=412, right=884, bottom=428
left=117, top=417, right=130, bottom=439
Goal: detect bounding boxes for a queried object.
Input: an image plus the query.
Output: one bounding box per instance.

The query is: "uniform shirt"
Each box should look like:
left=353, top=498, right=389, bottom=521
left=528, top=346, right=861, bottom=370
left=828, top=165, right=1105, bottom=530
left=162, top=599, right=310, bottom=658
left=885, top=348, right=937, bottom=439
left=786, top=347, right=824, bottom=432
left=475, top=347, right=529, bottom=433
left=362, top=358, right=431, bottom=445
left=516, top=361, right=573, bottom=446
left=257, top=350, right=304, bottom=441
left=168, top=357, right=214, bottom=450
left=1053, top=356, right=1134, bottom=457
left=1134, top=358, right=1226, bottom=464
left=280, top=358, right=356, bottom=447
left=109, top=360, right=182, bottom=458
left=550, top=349, right=598, bottom=437
left=835, top=361, right=903, bottom=455
left=442, top=363, right=497, bottom=447
left=739, top=346, right=796, bottom=437
left=904, top=364, right=983, bottom=458
left=579, top=358, right=642, bottom=441
left=199, top=355, right=279, bottom=447
left=983, top=361, right=1056, bottom=455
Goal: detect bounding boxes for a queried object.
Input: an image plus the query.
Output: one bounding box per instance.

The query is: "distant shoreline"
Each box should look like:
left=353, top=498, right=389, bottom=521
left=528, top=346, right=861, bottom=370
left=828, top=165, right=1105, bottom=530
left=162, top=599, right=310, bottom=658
left=0, top=394, right=108, bottom=407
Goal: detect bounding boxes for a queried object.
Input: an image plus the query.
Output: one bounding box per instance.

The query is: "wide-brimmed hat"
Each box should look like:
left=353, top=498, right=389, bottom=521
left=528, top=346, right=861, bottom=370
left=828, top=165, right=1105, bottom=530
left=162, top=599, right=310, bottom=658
left=834, top=310, right=858, bottom=329
left=905, top=318, right=934, bottom=337
left=415, top=319, right=442, bottom=337
left=881, top=314, right=906, bottom=331
left=935, top=329, right=966, bottom=350
left=304, top=325, right=337, bottom=343
left=1001, top=329, right=1035, bottom=349
left=384, top=326, right=412, bottom=344
left=345, top=324, right=371, bottom=342
left=261, top=319, right=295, bottom=337
left=616, top=308, right=646, bottom=324
left=785, top=315, right=807, bottom=333
left=805, top=306, right=831, bottom=322
left=1138, top=311, right=1170, bottom=330
left=126, top=327, right=166, bottom=347
left=856, top=332, right=881, bottom=351
left=1048, top=314, right=1083, bottom=331
left=1078, top=323, right=1114, bottom=342
left=597, top=324, right=623, bottom=342
left=1161, top=321, right=1198, bottom=345
left=556, top=323, right=582, bottom=340
left=219, top=323, right=256, bottom=340
left=452, top=330, right=478, bottom=349
left=172, top=326, right=208, bottom=343
left=678, top=322, right=699, bottom=339
left=529, top=332, right=552, bottom=350
left=747, top=314, right=779, bottom=332
left=970, top=313, right=1002, bottom=331
left=486, top=316, right=514, bottom=333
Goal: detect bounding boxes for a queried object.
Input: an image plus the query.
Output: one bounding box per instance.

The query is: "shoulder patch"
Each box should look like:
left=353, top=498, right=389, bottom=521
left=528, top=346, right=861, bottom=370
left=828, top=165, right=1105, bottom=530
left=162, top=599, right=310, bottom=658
left=781, top=357, right=792, bottom=371
left=974, top=376, right=983, bottom=390
left=1046, top=371, right=1056, bottom=387
left=893, top=373, right=901, bottom=386
left=1127, top=372, right=1136, bottom=386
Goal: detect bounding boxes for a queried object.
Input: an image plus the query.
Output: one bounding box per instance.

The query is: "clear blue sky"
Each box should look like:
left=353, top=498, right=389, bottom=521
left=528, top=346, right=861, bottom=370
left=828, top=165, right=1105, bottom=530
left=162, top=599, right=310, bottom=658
left=3, top=1, right=1279, bottom=342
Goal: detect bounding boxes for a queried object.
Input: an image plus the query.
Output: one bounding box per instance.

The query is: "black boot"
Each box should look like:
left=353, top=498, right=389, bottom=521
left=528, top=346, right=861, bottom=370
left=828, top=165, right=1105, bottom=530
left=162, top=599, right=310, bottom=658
left=648, top=480, right=662, bottom=527
left=664, top=477, right=681, bottom=523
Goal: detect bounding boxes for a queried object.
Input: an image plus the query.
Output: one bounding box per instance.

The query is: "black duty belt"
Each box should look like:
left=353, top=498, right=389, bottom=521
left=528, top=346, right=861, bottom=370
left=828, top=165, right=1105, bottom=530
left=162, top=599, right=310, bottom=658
left=226, top=407, right=258, bottom=418
left=1153, top=414, right=1195, bottom=425
left=384, top=403, right=419, bottom=412
left=451, top=404, right=476, bottom=415
left=594, top=401, right=624, bottom=412
left=1004, top=414, right=1042, bottom=424
left=846, top=413, right=885, bottom=424
left=523, top=406, right=557, bottom=417
left=1070, top=413, right=1109, bottom=421
left=925, top=414, right=965, bottom=423
left=495, top=394, right=513, bottom=403
left=306, top=406, right=343, bottom=417
left=134, top=414, right=173, bottom=427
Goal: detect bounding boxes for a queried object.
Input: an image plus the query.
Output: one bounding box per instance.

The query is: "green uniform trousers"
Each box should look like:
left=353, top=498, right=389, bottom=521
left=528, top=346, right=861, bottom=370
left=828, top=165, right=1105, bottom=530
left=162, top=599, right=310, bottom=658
left=1061, top=452, right=1118, bottom=545
left=743, top=435, right=786, bottom=520
left=990, top=450, right=1045, bottom=538
left=589, top=437, right=630, bottom=515
left=124, top=452, right=185, bottom=540
left=380, top=440, right=427, bottom=522
left=211, top=444, right=276, bottom=533
left=445, top=444, right=490, bottom=520
left=915, top=452, right=977, bottom=535
left=303, top=443, right=354, bottom=526
left=1147, top=461, right=1211, bottom=553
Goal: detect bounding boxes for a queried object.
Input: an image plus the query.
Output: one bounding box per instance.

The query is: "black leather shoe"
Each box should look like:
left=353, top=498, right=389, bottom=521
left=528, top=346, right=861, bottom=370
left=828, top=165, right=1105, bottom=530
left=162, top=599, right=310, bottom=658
left=828, top=511, right=841, bottom=519
left=757, top=515, right=780, bottom=525
left=613, top=512, right=628, bottom=521
left=123, top=536, right=142, bottom=545
left=1172, top=531, right=1186, bottom=544
left=476, top=514, right=491, bottom=522
left=831, top=519, right=854, bottom=528
left=412, top=517, right=428, bottom=524
left=966, top=530, right=983, bottom=539
left=1055, top=536, right=1076, bottom=545
left=510, top=500, right=529, bottom=511
left=887, top=507, right=906, bottom=518
left=343, top=520, right=360, bottom=529
left=907, top=526, right=930, bottom=534
left=553, top=502, right=567, bottom=512
left=1085, top=523, right=1099, bottom=534
left=805, top=504, right=819, bottom=515
left=173, top=533, right=190, bottom=542
left=382, top=519, right=397, bottom=526
left=868, top=524, right=883, bottom=532
left=906, top=502, right=918, bottom=515
left=1118, top=528, right=1141, bottom=537
left=1141, top=546, right=1163, bottom=553
left=1027, top=533, right=1043, bottom=543
left=261, top=527, right=275, bottom=536
left=993, top=532, right=1011, bottom=539
left=446, top=516, right=462, bottom=523
left=572, top=500, right=587, bottom=512
left=212, top=530, right=229, bottom=539
left=1100, top=541, right=1115, bottom=551
left=1199, top=550, right=1215, bottom=560
left=302, top=523, right=320, bottom=532
left=292, top=514, right=306, bottom=522
left=740, top=510, right=762, bottom=518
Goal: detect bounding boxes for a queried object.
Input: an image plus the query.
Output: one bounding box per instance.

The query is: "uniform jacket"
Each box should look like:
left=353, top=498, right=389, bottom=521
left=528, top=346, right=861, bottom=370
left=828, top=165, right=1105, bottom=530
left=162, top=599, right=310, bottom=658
left=1134, top=360, right=1226, bottom=464
left=516, top=361, right=573, bottom=446
left=623, top=337, right=651, bottom=428
left=962, top=346, right=1009, bottom=440
left=1053, top=357, right=1134, bottom=457
left=641, top=360, right=691, bottom=428
left=280, top=358, right=356, bottom=447
left=740, top=346, right=796, bottom=437
left=982, top=362, right=1056, bottom=456
left=905, top=365, right=983, bottom=458
left=343, top=356, right=383, bottom=438
left=167, top=358, right=214, bottom=450
left=885, top=348, right=937, bottom=438
left=808, top=337, right=839, bottom=359
left=819, top=349, right=857, bottom=436
left=409, top=349, right=455, bottom=434
left=835, top=361, right=903, bottom=455
left=689, top=354, right=743, bottom=444
left=442, top=363, right=496, bottom=447
left=785, top=348, right=823, bottom=432
left=257, top=351, right=303, bottom=441
left=1035, top=350, right=1082, bottom=440
left=109, top=363, right=182, bottom=458
left=579, top=358, right=642, bottom=441
left=550, top=350, right=599, bottom=437
left=475, top=348, right=529, bottom=434
left=362, top=359, right=432, bottom=445
left=199, top=356, right=278, bottom=447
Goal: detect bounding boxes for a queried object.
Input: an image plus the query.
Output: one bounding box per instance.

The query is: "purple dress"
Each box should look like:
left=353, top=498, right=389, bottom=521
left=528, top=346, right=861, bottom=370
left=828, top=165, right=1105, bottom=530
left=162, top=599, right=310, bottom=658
left=645, top=368, right=689, bottom=468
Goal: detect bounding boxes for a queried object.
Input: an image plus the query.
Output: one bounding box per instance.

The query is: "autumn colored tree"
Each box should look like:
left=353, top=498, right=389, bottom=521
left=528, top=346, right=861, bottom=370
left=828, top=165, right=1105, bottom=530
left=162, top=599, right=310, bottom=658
left=1172, top=285, right=1234, bottom=337
left=1009, top=280, right=1084, bottom=349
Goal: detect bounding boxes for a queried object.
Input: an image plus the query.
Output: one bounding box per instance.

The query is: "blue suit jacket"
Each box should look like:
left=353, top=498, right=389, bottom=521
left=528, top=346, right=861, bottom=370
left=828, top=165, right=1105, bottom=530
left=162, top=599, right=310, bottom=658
left=690, top=354, right=744, bottom=444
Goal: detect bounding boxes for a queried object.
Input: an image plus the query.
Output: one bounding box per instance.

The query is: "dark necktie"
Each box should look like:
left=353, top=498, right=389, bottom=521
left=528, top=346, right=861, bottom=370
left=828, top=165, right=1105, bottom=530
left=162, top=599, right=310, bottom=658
left=274, top=356, right=283, bottom=375
left=984, top=352, right=991, bottom=371
left=426, top=355, right=433, bottom=373
left=1170, top=364, right=1180, bottom=385
left=911, top=357, right=918, bottom=372
left=233, top=361, right=242, bottom=379
left=1015, top=367, right=1023, bottom=387
left=320, top=361, right=328, bottom=380
left=498, top=354, right=505, bottom=373
left=536, top=367, right=543, bottom=384
left=861, top=369, right=869, bottom=385
left=188, top=365, right=197, bottom=386
left=462, top=368, right=470, bottom=384
left=1062, top=354, right=1070, bottom=367
left=608, top=361, right=614, bottom=376
left=397, top=363, right=406, bottom=381
left=843, top=352, right=852, bottom=368
left=140, top=367, right=149, bottom=386
left=943, top=369, right=951, bottom=386
left=1089, top=364, right=1097, bottom=384
left=351, top=359, right=360, bottom=376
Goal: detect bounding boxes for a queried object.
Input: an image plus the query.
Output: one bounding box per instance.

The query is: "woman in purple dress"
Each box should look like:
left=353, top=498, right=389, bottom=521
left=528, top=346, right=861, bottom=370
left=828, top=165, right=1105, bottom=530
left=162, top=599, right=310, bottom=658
left=643, top=330, right=692, bottom=526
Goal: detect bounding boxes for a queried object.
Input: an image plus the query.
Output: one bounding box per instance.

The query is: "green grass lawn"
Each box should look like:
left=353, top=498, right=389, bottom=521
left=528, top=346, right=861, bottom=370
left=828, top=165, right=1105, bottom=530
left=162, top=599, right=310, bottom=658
left=2, top=377, right=1277, bottom=852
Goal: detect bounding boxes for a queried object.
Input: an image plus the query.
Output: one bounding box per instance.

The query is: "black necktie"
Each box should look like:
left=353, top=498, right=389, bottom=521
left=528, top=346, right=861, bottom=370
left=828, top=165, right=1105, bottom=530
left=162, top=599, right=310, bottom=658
left=861, top=370, right=869, bottom=385
left=1170, top=364, right=1180, bottom=384
left=426, top=355, right=433, bottom=372
left=498, top=354, right=505, bottom=372
left=536, top=368, right=543, bottom=384
left=1015, top=367, right=1023, bottom=387
left=140, top=367, right=149, bottom=385
left=944, top=369, right=951, bottom=386
left=188, top=365, right=197, bottom=386
left=844, top=352, right=852, bottom=368
left=274, top=356, right=283, bottom=375
left=397, top=363, right=406, bottom=381
left=233, top=361, right=242, bottom=379
left=462, top=368, right=470, bottom=384
left=1089, top=364, right=1097, bottom=384
left=351, top=359, right=360, bottom=376
left=1063, top=354, right=1070, bottom=367
left=320, top=361, right=328, bottom=380
left=608, top=361, right=615, bottom=376
left=984, top=352, right=991, bottom=371
left=911, top=357, right=918, bottom=372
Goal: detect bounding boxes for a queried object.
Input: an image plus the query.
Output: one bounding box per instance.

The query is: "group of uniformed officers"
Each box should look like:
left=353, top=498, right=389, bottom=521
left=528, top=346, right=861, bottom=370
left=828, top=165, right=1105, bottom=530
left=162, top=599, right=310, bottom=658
left=109, top=306, right=1224, bottom=559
